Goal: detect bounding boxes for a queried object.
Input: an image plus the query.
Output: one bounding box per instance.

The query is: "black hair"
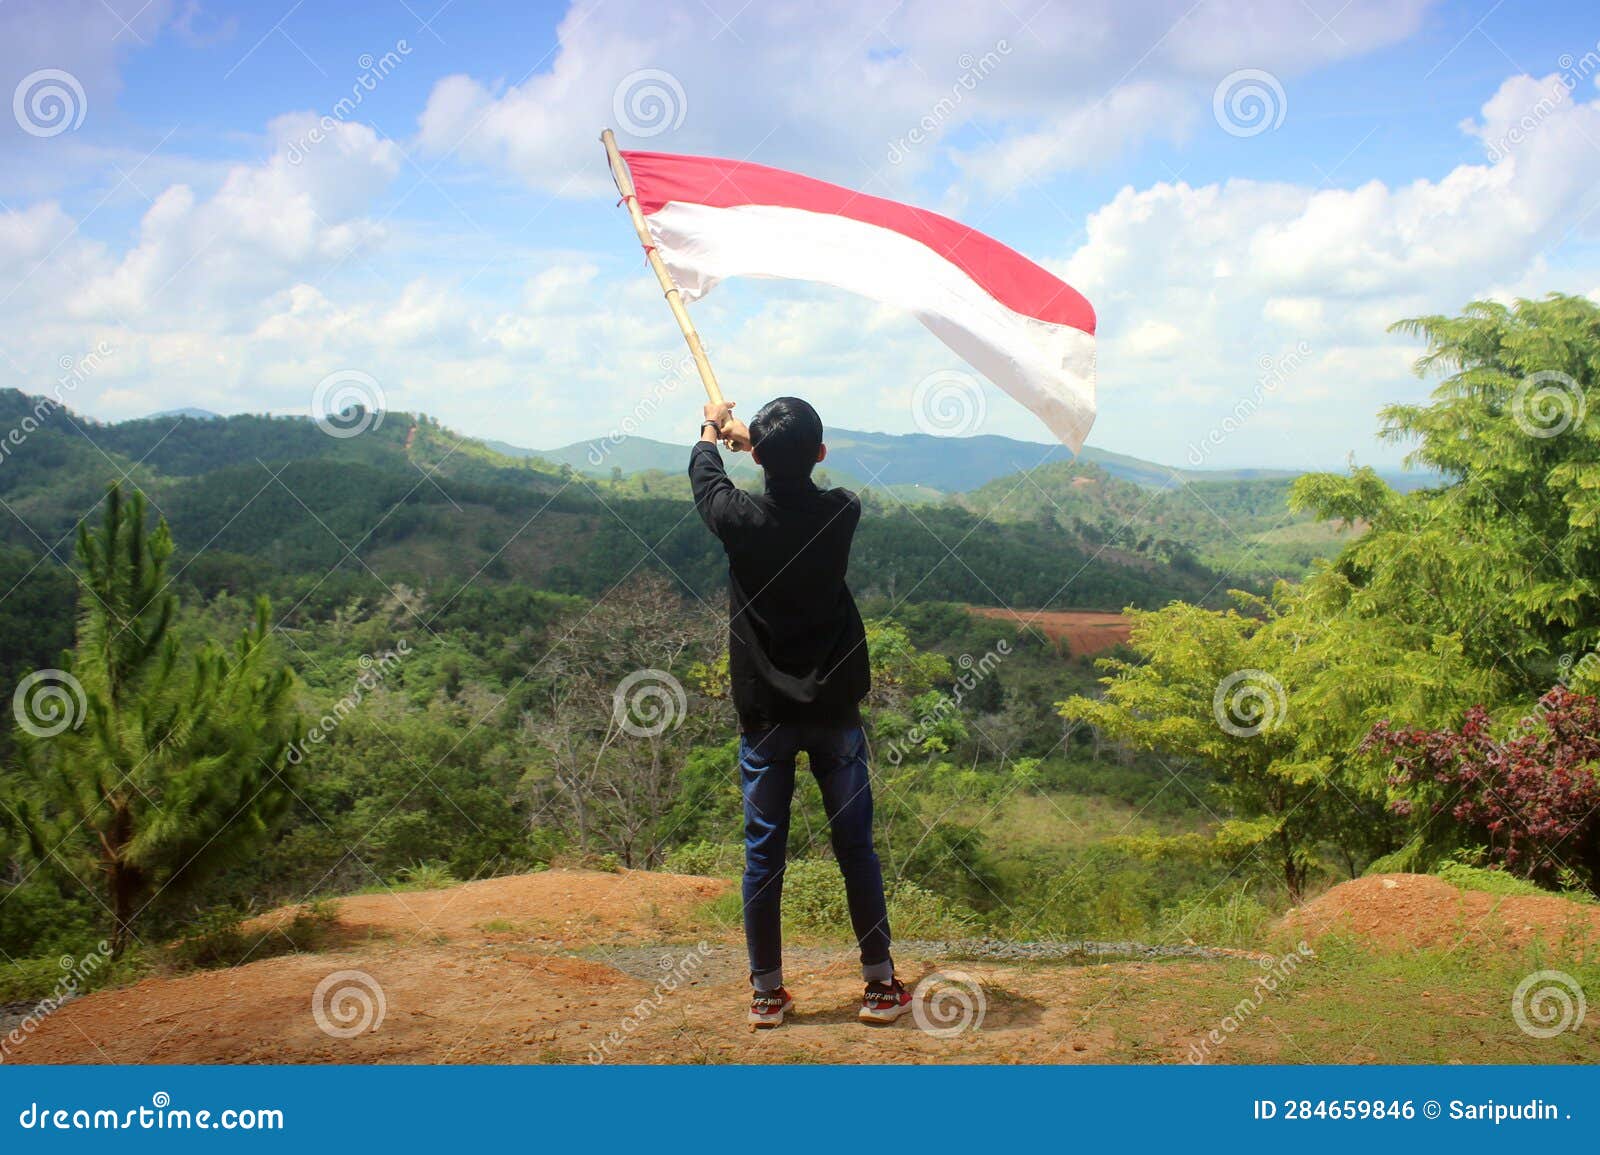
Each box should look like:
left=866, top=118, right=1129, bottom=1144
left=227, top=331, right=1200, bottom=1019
left=749, top=396, right=823, bottom=478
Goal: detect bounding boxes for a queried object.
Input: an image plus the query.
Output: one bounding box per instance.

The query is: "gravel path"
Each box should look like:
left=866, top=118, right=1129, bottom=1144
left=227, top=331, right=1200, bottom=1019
left=579, top=939, right=1256, bottom=984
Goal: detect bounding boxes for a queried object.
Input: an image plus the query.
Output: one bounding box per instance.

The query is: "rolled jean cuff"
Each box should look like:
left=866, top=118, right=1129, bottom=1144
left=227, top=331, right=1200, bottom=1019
left=862, top=958, right=894, bottom=984
left=752, top=966, right=784, bottom=992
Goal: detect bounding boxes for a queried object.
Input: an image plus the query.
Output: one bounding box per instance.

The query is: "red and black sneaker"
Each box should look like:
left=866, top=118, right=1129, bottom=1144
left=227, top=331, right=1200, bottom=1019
left=859, top=978, right=913, bottom=1024
left=749, top=987, right=794, bottom=1028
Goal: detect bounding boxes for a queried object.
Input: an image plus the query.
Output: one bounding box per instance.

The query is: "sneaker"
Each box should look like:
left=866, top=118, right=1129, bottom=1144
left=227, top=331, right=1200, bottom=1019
left=749, top=987, right=794, bottom=1028
left=858, top=978, right=912, bottom=1024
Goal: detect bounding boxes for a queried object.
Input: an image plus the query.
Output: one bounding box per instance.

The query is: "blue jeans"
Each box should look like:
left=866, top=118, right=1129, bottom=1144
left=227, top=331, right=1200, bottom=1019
left=739, top=723, right=893, bottom=991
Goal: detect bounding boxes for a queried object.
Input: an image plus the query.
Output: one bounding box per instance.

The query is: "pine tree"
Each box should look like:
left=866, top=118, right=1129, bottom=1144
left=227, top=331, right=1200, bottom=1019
left=10, top=486, right=303, bottom=956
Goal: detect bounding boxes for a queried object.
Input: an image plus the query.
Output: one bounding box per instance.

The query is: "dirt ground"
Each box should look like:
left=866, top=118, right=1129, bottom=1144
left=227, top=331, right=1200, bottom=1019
left=19, top=871, right=1132, bottom=1065
left=14, top=869, right=1597, bottom=1065
left=963, top=606, right=1132, bottom=656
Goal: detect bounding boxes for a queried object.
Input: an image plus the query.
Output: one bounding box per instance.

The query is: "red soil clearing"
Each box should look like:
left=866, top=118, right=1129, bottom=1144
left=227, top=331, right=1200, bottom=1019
left=965, top=606, right=1131, bottom=656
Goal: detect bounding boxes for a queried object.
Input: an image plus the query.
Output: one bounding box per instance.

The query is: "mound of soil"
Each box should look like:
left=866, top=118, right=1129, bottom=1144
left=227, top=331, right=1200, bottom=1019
left=1280, top=873, right=1600, bottom=953
left=247, top=867, right=726, bottom=944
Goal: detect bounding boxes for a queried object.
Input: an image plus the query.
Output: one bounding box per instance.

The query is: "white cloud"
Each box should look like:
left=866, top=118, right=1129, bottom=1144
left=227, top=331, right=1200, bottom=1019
left=415, top=0, right=1434, bottom=195
left=951, top=82, right=1194, bottom=192
left=65, top=116, right=403, bottom=328
left=1064, top=72, right=1600, bottom=466
left=0, top=201, right=77, bottom=263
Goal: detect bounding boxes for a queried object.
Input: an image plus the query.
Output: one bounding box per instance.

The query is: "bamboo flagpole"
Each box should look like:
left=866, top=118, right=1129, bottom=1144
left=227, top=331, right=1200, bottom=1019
left=600, top=128, right=725, bottom=407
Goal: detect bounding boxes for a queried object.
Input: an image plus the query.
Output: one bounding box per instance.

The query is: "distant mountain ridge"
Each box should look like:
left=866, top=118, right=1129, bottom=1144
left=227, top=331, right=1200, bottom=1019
left=133, top=403, right=1435, bottom=496
left=505, top=428, right=1431, bottom=495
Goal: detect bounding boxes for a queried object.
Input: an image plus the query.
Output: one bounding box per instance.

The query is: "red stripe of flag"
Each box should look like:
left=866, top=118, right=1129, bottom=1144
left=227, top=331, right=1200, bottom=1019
left=621, top=150, right=1096, bottom=335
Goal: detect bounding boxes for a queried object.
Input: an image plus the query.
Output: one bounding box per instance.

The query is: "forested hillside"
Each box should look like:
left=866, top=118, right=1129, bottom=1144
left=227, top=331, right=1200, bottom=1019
left=0, top=388, right=1234, bottom=618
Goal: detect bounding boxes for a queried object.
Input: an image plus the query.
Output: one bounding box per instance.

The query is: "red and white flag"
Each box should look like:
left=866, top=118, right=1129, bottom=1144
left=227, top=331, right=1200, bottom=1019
left=620, top=150, right=1098, bottom=450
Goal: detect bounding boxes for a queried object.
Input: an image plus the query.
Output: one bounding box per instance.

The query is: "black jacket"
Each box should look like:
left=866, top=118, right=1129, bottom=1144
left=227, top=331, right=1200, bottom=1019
left=688, top=440, right=871, bottom=733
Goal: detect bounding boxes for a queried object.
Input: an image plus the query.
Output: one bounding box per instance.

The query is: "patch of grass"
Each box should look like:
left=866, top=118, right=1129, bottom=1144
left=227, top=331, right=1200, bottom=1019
left=886, top=880, right=977, bottom=939
left=691, top=857, right=976, bottom=941
left=1156, top=885, right=1274, bottom=950
left=389, top=861, right=460, bottom=891
left=548, top=851, right=623, bottom=874
left=280, top=898, right=341, bottom=950
left=693, top=888, right=743, bottom=933
left=964, top=790, right=1198, bottom=854
left=0, top=944, right=134, bottom=1004
left=478, top=918, right=521, bottom=934
left=661, top=841, right=742, bottom=877
left=1085, top=931, right=1600, bottom=1064
left=170, top=908, right=252, bottom=969
left=1435, top=862, right=1596, bottom=903
left=169, top=898, right=342, bottom=970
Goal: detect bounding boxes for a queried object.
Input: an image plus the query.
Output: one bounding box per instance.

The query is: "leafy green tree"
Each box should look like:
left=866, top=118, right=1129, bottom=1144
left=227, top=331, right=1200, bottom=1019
left=1061, top=598, right=1332, bottom=899
left=1060, top=574, right=1503, bottom=899
left=1294, top=293, right=1600, bottom=690
left=1063, top=296, right=1600, bottom=896
left=6, top=487, right=303, bottom=955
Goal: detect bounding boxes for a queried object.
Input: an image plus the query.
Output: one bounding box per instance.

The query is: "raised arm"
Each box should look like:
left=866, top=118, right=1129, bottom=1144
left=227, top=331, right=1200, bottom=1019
left=691, top=401, right=754, bottom=537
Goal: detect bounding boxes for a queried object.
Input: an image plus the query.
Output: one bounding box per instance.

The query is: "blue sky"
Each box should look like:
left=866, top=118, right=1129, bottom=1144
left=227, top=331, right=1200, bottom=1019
left=4, top=0, right=1600, bottom=469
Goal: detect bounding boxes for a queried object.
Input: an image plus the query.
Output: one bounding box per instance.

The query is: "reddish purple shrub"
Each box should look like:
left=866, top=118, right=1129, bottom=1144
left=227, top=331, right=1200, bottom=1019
left=1366, top=687, right=1600, bottom=890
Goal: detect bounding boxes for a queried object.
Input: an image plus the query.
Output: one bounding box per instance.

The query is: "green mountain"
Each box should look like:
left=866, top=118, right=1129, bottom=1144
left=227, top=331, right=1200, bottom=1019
left=0, top=389, right=1233, bottom=637
left=958, top=462, right=1361, bottom=584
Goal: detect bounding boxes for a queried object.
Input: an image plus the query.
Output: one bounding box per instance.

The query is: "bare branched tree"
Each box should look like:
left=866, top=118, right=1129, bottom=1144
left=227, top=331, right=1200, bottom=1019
left=519, top=573, right=720, bottom=867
